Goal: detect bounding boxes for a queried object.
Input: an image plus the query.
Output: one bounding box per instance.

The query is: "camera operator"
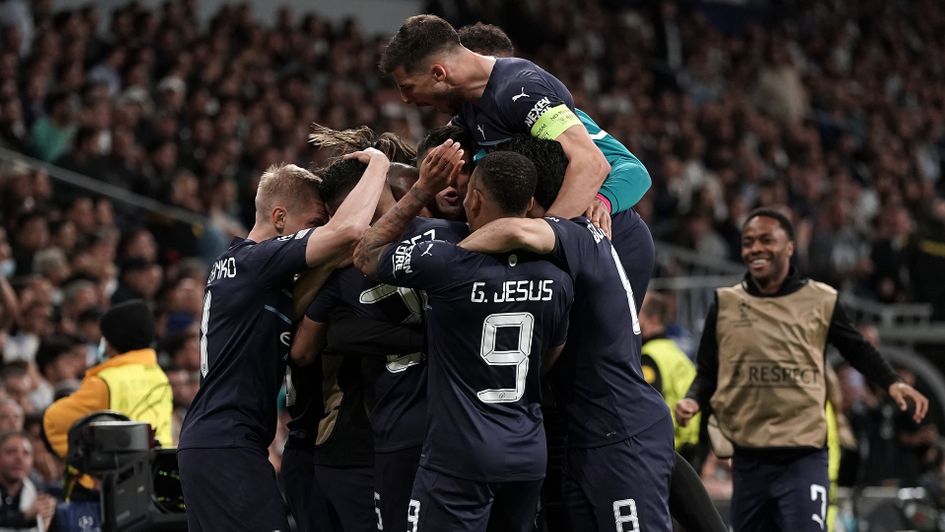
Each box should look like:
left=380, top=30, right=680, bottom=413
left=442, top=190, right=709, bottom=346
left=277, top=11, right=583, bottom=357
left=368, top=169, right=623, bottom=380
left=42, top=300, right=173, bottom=459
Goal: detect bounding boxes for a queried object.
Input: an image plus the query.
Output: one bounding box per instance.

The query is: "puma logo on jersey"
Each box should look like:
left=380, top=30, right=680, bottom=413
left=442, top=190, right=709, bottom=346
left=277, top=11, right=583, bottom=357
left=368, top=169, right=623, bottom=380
left=512, top=87, right=529, bottom=102
left=477, top=124, right=485, bottom=139
left=421, top=243, right=435, bottom=257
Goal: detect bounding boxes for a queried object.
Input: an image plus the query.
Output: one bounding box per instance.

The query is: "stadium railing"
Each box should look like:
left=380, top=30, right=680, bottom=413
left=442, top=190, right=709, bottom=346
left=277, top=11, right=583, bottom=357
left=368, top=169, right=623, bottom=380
left=0, top=146, right=209, bottom=229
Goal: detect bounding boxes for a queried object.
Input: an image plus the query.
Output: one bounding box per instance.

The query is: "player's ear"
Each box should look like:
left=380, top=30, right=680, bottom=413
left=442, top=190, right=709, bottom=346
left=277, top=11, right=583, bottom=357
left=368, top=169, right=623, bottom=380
left=431, top=64, right=447, bottom=82
left=272, top=206, right=287, bottom=234
left=786, top=239, right=795, bottom=258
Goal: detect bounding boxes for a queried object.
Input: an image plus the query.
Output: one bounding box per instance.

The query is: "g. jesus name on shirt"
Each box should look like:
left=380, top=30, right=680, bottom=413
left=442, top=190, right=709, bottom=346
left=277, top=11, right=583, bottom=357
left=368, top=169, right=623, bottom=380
left=470, top=278, right=556, bottom=304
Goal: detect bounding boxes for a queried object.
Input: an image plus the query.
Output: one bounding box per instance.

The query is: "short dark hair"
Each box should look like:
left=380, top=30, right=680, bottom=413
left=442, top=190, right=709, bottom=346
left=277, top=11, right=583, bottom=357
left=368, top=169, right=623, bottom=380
left=501, top=135, right=567, bottom=210
left=473, top=151, right=536, bottom=214
left=318, top=159, right=367, bottom=209
left=416, top=125, right=473, bottom=163
left=379, top=15, right=461, bottom=74
left=743, top=207, right=795, bottom=241
left=35, top=335, right=77, bottom=376
left=458, top=22, right=514, bottom=56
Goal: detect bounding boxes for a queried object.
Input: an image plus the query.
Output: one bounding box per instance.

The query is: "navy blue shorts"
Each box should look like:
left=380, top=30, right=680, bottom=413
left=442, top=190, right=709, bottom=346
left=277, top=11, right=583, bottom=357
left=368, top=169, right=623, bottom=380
left=314, top=465, right=376, bottom=532
left=731, top=447, right=829, bottom=532
left=375, top=446, right=421, bottom=532
left=408, top=466, right=542, bottom=532
left=179, top=447, right=289, bottom=532
left=280, top=446, right=341, bottom=532
left=562, top=414, right=674, bottom=532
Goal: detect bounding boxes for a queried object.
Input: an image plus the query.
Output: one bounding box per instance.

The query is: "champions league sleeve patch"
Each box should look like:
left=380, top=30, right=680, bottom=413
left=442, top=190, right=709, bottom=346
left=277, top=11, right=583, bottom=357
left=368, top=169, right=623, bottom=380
left=527, top=102, right=581, bottom=140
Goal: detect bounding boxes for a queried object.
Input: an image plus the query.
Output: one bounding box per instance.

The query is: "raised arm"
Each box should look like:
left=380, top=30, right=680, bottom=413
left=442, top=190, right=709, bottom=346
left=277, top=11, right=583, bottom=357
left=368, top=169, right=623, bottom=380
left=545, top=125, right=610, bottom=220
left=354, top=140, right=463, bottom=278
left=291, top=148, right=390, bottom=316
left=459, top=218, right=556, bottom=255
left=304, top=148, right=390, bottom=268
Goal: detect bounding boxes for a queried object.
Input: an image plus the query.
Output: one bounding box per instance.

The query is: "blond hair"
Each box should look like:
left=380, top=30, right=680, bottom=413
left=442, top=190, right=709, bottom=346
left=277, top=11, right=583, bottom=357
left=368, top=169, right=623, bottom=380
left=254, top=163, right=321, bottom=217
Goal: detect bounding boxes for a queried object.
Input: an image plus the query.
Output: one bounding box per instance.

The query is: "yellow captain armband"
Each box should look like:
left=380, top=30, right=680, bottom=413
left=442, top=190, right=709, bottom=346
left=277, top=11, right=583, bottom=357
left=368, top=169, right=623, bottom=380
left=529, top=104, right=581, bottom=140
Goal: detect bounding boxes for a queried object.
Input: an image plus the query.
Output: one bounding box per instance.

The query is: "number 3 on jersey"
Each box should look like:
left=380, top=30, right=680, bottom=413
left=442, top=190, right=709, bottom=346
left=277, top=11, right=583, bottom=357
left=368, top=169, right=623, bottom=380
left=477, top=312, right=534, bottom=403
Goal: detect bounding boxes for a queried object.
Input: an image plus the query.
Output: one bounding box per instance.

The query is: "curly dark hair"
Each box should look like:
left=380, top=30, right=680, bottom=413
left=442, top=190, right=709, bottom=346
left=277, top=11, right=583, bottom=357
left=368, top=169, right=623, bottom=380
left=458, top=23, right=514, bottom=57
left=501, top=135, right=567, bottom=211
left=473, top=151, right=537, bottom=214
left=379, top=15, right=461, bottom=74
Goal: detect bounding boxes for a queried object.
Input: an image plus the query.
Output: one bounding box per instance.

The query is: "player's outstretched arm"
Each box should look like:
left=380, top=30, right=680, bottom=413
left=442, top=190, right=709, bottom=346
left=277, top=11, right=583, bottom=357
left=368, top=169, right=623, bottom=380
left=545, top=125, right=610, bottom=220
left=459, top=218, right=556, bottom=255
left=354, top=140, right=463, bottom=277
left=290, top=316, right=326, bottom=367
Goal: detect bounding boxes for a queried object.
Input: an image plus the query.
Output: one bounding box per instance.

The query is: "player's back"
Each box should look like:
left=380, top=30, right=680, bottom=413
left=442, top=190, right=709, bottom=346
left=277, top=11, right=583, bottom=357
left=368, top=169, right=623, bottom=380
left=544, top=216, right=669, bottom=448
left=457, top=57, right=575, bottom=147
left=180, top=231, right=312, bottom=450
left=379, top=239, right=573, bottom=482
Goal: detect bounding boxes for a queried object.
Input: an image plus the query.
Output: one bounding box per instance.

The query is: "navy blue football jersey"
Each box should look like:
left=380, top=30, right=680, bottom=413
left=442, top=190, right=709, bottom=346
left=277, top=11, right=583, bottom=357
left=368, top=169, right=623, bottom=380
left=179, top=229, right=313, bottom=450
left=308, top=217, right=469, bottom=453
left=455, top=57, right=579, bottom=148
left=377, top=238, right=573, bottom=482
left=609, top=209, right=654, bottom=310
left=544, top=216, right=669, bottom=447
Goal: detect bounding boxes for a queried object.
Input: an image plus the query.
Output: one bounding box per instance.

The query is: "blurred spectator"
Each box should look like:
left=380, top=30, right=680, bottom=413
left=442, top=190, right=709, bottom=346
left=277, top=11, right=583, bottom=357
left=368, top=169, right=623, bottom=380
left=28, top=92, right=77, bottom=163
left=111, top=258, right=162, bottom=305
left=0, top=432, right=56, bottom=530
left=0, top=400, right=24, bottom=433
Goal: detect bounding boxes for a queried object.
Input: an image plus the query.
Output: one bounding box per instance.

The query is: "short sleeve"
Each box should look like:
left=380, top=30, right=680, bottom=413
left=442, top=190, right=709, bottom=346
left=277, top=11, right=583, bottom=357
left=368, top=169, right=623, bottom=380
left=501, top=75, right=580, bottom=140
left=543, top=217, right=594, bottom=275
left=376, top=240, right=463, bottom=291
left=306, top=269, right=342, bottom=323
left=245, top=227, right=314, bottom=285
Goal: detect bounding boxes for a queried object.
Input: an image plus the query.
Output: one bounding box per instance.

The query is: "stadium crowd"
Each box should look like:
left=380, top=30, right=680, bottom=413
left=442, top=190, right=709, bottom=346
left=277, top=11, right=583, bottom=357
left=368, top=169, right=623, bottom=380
left=0, top=0, right=942, bottom=528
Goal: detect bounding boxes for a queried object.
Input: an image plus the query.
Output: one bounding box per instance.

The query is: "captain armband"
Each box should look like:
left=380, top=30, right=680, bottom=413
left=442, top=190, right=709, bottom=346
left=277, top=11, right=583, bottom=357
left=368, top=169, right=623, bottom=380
left=528, top=104, right=581, bottom=140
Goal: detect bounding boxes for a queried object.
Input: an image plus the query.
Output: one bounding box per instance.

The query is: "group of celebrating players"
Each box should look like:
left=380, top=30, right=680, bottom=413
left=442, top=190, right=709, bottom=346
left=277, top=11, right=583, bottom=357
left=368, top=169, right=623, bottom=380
left=174, top=14, right=717, bottom=532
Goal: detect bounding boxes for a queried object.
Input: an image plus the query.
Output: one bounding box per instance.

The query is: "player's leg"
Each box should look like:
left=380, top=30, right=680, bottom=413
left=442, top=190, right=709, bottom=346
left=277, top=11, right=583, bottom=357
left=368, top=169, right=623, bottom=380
left=375, top=446, right=422, bottom=532
left=538, top=402, right=568, bottom=532
left=486, top=479, right=543, bottom=532
left=408, top=466, right=491, bottom=532
left=668, top=451, right=728, bottom=532
left=772, top=449, right=830, bottom=532
left=315, top=465, right=376, bottom=532
left=179, top=447, right=290, bottom=532
left=280, top=446, right=340, bottom=532
left=561, top=447, right=596, bottom=530
left=730, top=450, right=778, bottom=532
left=564, top=415, right=674, bottom=532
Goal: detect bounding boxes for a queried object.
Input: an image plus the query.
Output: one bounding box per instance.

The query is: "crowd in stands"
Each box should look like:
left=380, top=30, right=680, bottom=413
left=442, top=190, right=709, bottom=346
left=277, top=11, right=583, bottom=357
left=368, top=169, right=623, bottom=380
left=0, top=0, right=943, bottom=524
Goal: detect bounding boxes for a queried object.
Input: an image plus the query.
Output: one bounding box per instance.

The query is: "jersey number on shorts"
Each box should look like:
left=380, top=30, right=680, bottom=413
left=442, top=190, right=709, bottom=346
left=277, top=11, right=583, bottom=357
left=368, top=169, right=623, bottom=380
left=199, top=291, right=211, bottom=377
left=407, top=499, right=420, bottom=532
left=810, top=484, right=827, bottom=530
left=613, top=499, right=640, bottom=532
left=477, top=312, right=534, bottom=403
